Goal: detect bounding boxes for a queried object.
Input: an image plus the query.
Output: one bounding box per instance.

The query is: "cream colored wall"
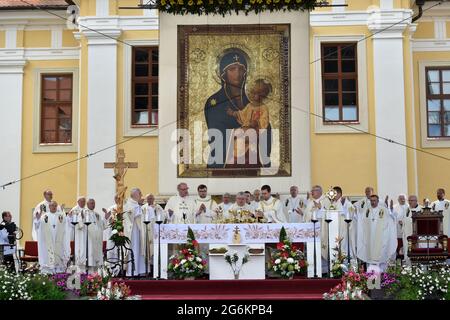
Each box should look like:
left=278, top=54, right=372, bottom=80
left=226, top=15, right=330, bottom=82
left=0, top=31, right=5, bottom=48
left=115, top=0, right=145, bottom=16
left=413, top=22, right=434, bottom=39
left=310, top=26, right=378, bottom=196
left=20, top=60, right=80, bottom=243
left=23, top=30, right=51, bottom=48
left=63, top=30, right=78, bottom=47
left=412, top=51, right=450, bottom=200
left=447, top=22, right=450, bottom=38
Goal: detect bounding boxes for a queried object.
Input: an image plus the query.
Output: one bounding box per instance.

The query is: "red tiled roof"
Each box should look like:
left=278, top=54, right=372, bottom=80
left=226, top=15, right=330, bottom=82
left=0, top=0, right=69, bottom=9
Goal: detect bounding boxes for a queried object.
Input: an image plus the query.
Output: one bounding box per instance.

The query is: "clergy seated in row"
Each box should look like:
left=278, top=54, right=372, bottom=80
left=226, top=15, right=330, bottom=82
left=356, top=195, right=397, bottom=272
left=68, top=199, right=111, bottom=273
left=34, top=201, right=70, bottom=274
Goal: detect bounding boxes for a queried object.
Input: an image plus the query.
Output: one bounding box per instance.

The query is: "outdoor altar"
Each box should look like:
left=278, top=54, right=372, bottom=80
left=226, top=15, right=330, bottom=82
left=152, top=223, right=322, bottom=279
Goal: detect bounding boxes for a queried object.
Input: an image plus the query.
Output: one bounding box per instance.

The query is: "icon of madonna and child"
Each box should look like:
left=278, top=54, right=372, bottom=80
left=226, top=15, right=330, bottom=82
left=204, top=48, right=275, bottom=175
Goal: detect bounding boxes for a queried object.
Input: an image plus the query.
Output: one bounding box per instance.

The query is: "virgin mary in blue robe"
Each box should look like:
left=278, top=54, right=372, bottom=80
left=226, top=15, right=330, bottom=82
left=204, top=48, right=272, bottom=169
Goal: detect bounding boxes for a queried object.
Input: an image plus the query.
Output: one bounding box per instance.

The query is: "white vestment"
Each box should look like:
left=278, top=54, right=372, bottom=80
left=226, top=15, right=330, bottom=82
left=35, top=210, right=70, bottom=274
left=74, top=209, right=107, bottom=272
left=431, top=199, right=450, bottom=237
left=394, top=203, right=409, bottom=239
left=125, top=199, right=154, bottom=276
left=249, top=200, right=260, bottom=212
left=32, top=200, right=61, bottom=241
left=356, top=204, right=397, bottom=270
left=195, top=196, right=218, bottom=224
left=68, top=205, right=85, bottom=242
left=164, top=195, right=196, bottom=224
left=257, top=197, right=287, bottom=223
left=400, top=205, right=422, bottom=264
left=284, top=196, right=307, bottom=223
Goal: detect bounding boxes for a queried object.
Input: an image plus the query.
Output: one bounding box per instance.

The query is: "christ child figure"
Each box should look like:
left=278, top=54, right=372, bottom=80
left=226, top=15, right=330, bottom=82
left=227, top=79, right=271, bottom=130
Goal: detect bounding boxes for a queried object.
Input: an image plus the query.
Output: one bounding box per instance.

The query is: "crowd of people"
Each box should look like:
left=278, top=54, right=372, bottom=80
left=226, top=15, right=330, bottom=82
left=1, top=184, right=449, bottom=276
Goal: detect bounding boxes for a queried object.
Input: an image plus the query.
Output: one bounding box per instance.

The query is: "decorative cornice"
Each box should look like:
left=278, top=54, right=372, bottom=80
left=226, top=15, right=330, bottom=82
left=367, top=8, right=413, bottom=39
left=0, top=59, right=26, bottom=74
left=0, top=48, right=80, bottom=61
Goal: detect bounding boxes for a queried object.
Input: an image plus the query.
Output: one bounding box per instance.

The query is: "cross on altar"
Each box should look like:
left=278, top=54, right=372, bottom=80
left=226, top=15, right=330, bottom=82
left=104, top=149, right=138, bottom=213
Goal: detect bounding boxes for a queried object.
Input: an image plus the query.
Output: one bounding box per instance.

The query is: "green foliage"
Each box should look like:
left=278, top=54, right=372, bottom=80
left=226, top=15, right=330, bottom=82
left=27, top=274, right=66, bottom=300
left=187, top=227, right=196, bottom=242
left=279, top=226, right=287, bottom=243
left=157, top=0, right=319, bottom=16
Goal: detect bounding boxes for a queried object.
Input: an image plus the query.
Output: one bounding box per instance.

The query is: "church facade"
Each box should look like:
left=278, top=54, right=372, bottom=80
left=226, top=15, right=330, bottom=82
left=0, top=0, right=449, bottom=242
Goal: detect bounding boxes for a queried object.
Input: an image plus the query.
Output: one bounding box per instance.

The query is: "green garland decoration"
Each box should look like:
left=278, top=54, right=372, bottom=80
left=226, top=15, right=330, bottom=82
left=156, top=0, right=320, bottom=16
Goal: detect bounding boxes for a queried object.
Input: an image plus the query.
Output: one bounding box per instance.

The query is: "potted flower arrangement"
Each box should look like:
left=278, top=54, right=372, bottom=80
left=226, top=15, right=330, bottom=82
left=330, top=237, right=348, bottom=279
left=95, top=281, right=138, bottom=300
left=167, top=227, right=207, bottom=280
left=225, top=252, right=249, bottom=279
left=109, top=212, right=130, bottom=247
left=268, top=227, right=307, bottom=279
left=323, top=270, right=371, bottom=300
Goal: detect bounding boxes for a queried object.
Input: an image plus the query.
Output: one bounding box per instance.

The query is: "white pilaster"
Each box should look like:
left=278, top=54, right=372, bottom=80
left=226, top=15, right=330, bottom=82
left=379, top=0, right=394, bottom=10
left=84, top=29, right=121, bottom=210
left=0, top=59, right=26, bottom=229
left=51, top=26, right=63, bottom=49
left=368, top=9, right=411, bottom=197
left=332, top=0, right=345, bottom=13
left=96, top=0, right=109, bottom=17
left=5, top=28, right=17, bottom=49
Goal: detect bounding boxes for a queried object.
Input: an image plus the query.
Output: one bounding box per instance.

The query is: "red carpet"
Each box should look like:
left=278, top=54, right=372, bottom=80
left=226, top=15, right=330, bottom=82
left=121, top=279, right=339, bottom=300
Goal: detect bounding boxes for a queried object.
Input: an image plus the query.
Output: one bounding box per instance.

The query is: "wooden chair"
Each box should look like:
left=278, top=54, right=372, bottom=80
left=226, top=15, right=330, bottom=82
left=407, top=207, right=448, bottom=263
left=19, top=241, right=39, bottom=270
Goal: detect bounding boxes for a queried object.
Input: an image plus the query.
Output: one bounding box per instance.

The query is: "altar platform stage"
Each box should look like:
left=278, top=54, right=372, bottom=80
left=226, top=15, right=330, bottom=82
left=121, top=278, right=340, bottom=300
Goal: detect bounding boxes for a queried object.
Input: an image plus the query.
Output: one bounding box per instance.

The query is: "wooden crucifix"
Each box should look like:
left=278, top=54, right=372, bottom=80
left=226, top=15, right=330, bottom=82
left=104, top=149, right=138, bottom=214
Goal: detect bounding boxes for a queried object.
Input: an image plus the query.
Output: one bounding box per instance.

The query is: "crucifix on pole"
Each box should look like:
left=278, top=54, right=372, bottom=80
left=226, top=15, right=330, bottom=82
left=104, top=148, right=138, bottom=214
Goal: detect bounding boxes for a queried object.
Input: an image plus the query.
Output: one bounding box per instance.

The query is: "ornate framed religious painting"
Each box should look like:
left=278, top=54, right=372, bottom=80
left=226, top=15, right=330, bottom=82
left=177, top=24, right=291, bottom=178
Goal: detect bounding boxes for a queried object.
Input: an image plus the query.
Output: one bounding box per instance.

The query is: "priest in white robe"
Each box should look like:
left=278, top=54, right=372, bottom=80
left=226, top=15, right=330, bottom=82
left=399, top=195, right=423, bottom=264
left=303, top=185, right=328, bottom=223
left=71, top=198, right=110, bottom=273
left=68, top=196, right=86, bottom=242
left=195, top=184, right=218, bottom=224
left=393, top=194, right=408, bottom=255
left=125, top=188, right=153, bottom=276
left=357, top=195, right=397, bottom=271
left=284, top=185, right=307, bottom=223
left=32, top=190, right=60, bottom=241
left=35, top=201, right=70, bottom=274
left=165, top=183, right=196, bottom=224
left=431, top=188, right=450, bottom=237
left=250, top=189, right=261, bottom=212
left=226, top=192, right=254, bottom=220
left=353, top=187, right=374, bottom=253
left=256, top=185, right=287, bottom=223
left=216, top=193, right=233, bottom=221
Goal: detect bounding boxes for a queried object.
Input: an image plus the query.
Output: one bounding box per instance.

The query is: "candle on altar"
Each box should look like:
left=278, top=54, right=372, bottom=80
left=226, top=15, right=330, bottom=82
left=312, top=211, right=317, bottom=221
left=72, top=213, right=78, bottom=224
left=85, top=211, right=90, bottom=223
left=144, top=209, right=151, bottom=223
left=345, top=210, right=351, bottom=221
left=157, top=211, right=162, bottom=222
